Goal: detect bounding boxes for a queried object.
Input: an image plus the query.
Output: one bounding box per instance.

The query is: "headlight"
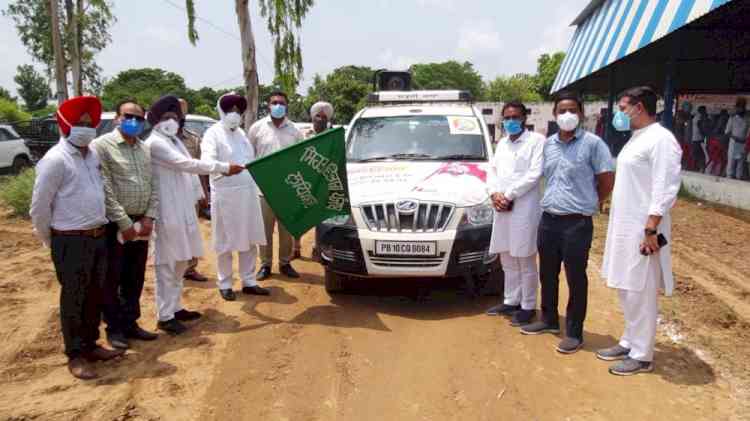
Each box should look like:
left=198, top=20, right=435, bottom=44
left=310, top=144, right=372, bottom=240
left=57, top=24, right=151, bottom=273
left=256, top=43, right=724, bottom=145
left=322, top=214, right=354, bottom=226
left=460, top=200, right=494, bottom=227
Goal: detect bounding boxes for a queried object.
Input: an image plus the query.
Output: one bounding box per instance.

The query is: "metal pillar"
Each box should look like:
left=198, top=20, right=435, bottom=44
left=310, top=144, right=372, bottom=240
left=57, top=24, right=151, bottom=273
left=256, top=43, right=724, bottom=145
left=606, top=68, right=616, bottom=144
left=662, top=59, right=676, bottom=130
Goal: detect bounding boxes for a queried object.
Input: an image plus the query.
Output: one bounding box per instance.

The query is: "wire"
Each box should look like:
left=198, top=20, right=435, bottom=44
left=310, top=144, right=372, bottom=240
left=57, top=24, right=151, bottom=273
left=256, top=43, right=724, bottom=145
left=158, top=0, right=275, bottom=74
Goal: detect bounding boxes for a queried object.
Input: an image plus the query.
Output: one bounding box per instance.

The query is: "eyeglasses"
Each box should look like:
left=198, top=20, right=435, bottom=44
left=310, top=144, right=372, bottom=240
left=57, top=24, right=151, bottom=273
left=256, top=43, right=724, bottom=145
left=123, top=113, right=146, bottom=122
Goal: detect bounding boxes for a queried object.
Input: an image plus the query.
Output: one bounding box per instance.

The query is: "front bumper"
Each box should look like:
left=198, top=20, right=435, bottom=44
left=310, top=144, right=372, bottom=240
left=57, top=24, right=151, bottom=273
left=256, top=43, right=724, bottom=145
left=317, top=223, right=495, bottom=278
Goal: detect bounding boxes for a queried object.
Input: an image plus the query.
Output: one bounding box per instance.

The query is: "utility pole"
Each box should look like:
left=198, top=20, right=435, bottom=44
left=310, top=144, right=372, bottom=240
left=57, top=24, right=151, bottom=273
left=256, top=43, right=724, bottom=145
left=50, top=0, right=69, bottom=103
left=236, top=0, right=259, bottom=128
left=65, top=0, right=82, bottom=96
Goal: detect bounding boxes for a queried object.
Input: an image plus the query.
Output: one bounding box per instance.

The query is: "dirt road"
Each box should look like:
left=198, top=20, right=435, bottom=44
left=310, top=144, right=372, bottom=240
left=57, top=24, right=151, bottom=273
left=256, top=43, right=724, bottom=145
left=0, top=199, right=748, bottom=420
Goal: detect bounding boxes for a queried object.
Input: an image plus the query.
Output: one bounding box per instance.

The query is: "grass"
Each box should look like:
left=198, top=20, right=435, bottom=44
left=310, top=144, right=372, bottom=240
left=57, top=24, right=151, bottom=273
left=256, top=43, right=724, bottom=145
left=0, top=169, right=35, bottom=218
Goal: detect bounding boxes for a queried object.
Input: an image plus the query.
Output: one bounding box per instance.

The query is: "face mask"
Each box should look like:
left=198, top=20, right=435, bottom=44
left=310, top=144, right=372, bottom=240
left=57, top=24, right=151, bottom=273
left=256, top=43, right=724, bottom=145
left=503, top=119, right=523, bottom=136
left=223, top=112, right=242, bottom=130
left=737, top=108, right=746, bottom=116
left=270, top=104, right=287, bottom=119
left=120, top=118, right=145, bottom=137
left=67, top=126, right=97, bottom=147
left=612, top=110, right=631, bottom=132
left=556, top=112, right=580, bottom=132
left=156, top=119, right=179, bottom=137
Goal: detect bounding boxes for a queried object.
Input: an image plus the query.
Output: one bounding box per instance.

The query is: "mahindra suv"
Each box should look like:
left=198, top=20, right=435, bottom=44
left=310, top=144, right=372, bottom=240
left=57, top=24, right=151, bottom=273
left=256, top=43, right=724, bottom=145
left=317, top=90, right=497, bottom=293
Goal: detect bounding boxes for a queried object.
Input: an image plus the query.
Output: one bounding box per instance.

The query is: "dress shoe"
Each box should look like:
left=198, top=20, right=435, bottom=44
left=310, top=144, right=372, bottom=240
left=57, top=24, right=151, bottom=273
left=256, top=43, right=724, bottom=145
left=84, top=346, right=125, bottom=362
left=124, top=325, right=158, bottom=341
left=220, top=288, right=236, bottom=301
left=280, top=263, right=300, bottom=278
left=157, top=318, right=188, bottom=335
left=556, top=337, right=584, bottom=354
left=174, top=309, right=202, bottom=321
left=184, top=269, right=209, bottom=282
left=107, top=332, right=129, bottom=350
left=257, top=265, right=272, bottom=281
left=68, top=358, right=97, bottom=380
left=242, top=285, right=270, bottom=296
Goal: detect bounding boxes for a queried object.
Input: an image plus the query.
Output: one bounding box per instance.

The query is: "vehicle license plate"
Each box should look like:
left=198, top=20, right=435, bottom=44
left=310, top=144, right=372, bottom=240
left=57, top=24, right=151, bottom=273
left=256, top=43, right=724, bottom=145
left=375, top=241, right=437, bottom=256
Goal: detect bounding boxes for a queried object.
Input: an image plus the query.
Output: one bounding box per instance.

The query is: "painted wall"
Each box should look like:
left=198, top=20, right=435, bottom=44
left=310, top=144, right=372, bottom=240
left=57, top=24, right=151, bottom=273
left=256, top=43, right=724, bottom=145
left=681, top=171, right=750, bottom=211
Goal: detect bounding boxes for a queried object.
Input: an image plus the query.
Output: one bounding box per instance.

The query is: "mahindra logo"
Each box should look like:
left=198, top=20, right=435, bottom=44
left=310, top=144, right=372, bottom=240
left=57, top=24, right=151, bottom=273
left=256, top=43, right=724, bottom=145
left=396, top=200, right=419, bottom=213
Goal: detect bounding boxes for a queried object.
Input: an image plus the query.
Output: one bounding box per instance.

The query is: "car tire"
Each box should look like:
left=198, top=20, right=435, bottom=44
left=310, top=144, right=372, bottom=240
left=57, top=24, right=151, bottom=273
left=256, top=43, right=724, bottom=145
left=11, top=156, right=31, bottom=174
left=324, top=268, right=347, bottom=294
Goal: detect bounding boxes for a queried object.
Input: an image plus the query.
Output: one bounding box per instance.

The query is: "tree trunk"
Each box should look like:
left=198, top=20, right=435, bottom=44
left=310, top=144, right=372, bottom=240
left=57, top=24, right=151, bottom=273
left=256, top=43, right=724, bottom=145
left=65, top=0, right=83, bottom=96
left=235, top=0, right=259, bottom=129
left=50, top=0, right=69, bottom=104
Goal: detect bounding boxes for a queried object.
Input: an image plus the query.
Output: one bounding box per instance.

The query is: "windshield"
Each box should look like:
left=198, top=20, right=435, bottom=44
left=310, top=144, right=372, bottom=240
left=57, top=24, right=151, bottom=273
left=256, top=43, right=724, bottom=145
left=347, top=115, right=487, bottom=162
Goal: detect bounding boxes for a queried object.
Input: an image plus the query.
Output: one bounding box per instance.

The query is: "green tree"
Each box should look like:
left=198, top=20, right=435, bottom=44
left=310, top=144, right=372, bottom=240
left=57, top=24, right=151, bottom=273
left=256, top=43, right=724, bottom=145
left=410, top=61, right=485, bottom=99
left=304, top=65, right=374, bottom=124
left=535, top=52, right=566, bottom=99
left=0, top=87, right=16, bottom=103
left=101, top=68, right=189, bottom=111
left=184, top=0, right=314, bottom=126
left=0, top=98, right=32, bottom=123
left=14, top=65, right=50, bottom=112
left=3, top=0, right=115, bottom=96
left=485, top=74, right=543, bottom=103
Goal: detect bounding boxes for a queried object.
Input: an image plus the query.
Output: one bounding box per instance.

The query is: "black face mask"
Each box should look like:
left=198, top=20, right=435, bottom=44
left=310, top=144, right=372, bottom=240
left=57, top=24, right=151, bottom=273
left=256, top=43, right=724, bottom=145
left=736, top=108, right=746, bottom=116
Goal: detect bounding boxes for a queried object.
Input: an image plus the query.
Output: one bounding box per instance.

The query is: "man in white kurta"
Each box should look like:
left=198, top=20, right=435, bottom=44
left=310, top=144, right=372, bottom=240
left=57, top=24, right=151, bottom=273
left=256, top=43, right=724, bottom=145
left=202, top=93, right=269, bottom=301
left=725, top=97, right=748, bottom=180
left=600, top=87, right=682, bottom=376
left=145, top=95, right=244, bottom=335
left=486, top=102, right=545, bottom=328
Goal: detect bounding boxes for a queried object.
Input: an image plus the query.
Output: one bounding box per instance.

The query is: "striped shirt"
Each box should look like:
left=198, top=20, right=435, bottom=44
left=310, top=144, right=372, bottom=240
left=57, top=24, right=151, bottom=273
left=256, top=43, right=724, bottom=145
left=92, top=129, right=159, bottom=230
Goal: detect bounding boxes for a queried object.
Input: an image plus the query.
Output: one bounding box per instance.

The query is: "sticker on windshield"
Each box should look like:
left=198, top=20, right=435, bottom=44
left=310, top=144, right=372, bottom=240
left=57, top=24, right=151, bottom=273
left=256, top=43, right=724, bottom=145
left=447, top=116, right=481, bottom=135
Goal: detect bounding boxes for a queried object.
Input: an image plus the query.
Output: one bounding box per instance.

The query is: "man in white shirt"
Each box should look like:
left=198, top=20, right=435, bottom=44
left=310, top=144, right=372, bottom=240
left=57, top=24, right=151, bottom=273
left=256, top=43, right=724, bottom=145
left=247, top=90, right=304, bottom=280
left=202, top=93, right=269, bottom=301
left=145, top=95, right=244, bottom=335
left=725, top=98, right=748, bottom=179
left=599, top=86, right=682, bottom=376
left=485, top=102, right=545, bottom=328
left=30, top=96, right=124, bottom=380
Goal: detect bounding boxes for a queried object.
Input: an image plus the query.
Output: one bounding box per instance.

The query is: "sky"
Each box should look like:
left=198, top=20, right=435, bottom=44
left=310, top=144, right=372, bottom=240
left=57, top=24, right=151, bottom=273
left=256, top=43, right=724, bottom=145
left=0, top=0, right=589, bottom=97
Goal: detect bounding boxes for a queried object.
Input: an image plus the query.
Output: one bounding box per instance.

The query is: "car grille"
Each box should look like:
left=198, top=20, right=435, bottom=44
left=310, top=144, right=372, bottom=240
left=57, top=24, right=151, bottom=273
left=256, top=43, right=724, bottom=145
left=367, top=251, right=446, bottom=268
left=458, top=251, right=486, bottom=264
left=331, top=249, right=357, bottom=262
left=361, top=201, right=454, bottom=232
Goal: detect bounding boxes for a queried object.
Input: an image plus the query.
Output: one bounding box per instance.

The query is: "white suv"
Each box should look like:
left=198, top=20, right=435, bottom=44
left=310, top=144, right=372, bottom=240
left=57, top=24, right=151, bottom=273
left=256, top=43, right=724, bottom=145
left=0, top=124, right=32, bottom=173
left=317, top=90, right=497, bottom=293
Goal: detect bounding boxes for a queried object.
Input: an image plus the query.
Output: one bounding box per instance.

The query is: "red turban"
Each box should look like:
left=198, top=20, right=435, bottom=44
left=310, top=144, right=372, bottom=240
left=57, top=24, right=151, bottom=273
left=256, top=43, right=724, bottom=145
left=56, top=96, right=102, bottom=137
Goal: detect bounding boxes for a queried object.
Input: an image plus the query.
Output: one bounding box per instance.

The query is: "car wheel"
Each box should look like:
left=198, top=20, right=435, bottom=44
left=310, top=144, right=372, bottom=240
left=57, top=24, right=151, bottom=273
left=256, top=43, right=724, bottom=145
left=324, top=268, right=347, bottom=294
left=11, top=156, right=31, bottom=174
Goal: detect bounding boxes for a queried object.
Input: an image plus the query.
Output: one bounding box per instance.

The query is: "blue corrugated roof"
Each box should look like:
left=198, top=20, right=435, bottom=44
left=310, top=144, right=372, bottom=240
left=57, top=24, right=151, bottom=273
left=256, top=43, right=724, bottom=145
left=551, top=0, right=734, bottom=93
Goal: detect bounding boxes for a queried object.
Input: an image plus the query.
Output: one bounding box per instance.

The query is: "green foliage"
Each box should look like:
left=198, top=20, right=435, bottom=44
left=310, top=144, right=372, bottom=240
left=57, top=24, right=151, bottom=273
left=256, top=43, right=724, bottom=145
left=101, top=68, right=189, bottom=111
left=0, top=98, right=32, bottom=123
left=3, top=0, right=115, bottom=92
left=485, top=74, right=543, bottom=103
left=535, top=52, right=566, bottom=99
left=0, top=168, right=35, bottom=218
left=0, top=87, right=16, bottom=103
left=411, top=61, right=485, bottom=100
left=15, top=65, right=50, bottom=112
left=304, top=66, right=374, bottom=124
left=30, top=104, right=57, bottom=118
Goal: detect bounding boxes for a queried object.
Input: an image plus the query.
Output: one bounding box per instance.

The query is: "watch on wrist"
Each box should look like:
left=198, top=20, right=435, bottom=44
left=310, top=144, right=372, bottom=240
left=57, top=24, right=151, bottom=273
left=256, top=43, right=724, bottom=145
left=644, top=228, right=657, bottom=236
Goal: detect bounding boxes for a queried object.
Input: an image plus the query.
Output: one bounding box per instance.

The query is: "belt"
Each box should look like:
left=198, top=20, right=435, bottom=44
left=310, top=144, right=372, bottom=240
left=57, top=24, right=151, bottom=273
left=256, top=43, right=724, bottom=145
left=543, top=212, right=589, bottom=220
left=51, top=226, right=106, bottom=238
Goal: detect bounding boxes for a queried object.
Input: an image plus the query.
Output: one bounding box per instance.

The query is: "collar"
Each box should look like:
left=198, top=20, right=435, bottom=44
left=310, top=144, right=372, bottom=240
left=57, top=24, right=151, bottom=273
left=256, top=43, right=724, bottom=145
left=553, top=128, right=584, bottom=145
left=114, top=128, right=136, bottom=145
left=265, top=116, right=290, bottom=129
left=505, top=129, right=529, bottom=144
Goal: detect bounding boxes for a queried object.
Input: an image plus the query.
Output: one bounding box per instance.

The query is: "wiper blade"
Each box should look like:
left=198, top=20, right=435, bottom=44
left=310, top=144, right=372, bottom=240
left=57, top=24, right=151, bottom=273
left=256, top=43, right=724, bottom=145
left=433, top=154, right=485, bottom=160
left=388, top=153, right=435, bottom=160
left=353, top=156, right=395, bottom=162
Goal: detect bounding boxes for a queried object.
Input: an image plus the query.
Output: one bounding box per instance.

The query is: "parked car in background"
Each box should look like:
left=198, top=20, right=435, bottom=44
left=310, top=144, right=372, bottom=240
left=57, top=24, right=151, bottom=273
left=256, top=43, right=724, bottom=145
left=16, top=113, right=217, bottom=162
left=0, top=124, right=33, bottom=173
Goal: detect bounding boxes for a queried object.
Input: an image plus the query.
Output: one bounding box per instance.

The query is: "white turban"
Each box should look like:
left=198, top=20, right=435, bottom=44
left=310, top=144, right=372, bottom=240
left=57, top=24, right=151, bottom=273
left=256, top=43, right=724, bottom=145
left=310, top=101, right=334, bottom=120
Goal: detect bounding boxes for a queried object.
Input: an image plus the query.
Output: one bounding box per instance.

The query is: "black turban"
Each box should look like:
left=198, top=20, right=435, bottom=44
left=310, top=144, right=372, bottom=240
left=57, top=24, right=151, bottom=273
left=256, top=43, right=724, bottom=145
left=147, top=95, right=183, bottom=126
left=219, top=94, right=248, bottom=114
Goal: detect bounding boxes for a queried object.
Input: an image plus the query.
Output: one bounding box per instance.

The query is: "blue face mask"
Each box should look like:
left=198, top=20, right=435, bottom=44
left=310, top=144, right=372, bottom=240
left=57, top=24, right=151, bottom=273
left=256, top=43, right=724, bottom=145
left=270, top=104, right=287, bottom=119
left=120, top=118, right=145, bottom=137
left=612, top=110, right=631, bottom=132
left=503, top=119, right=523, bottom=136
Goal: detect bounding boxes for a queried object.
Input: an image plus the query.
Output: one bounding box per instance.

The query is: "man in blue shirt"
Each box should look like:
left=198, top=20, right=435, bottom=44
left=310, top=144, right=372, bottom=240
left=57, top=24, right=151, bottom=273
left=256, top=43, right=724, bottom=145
left=520, top=91, right=615, bottom=355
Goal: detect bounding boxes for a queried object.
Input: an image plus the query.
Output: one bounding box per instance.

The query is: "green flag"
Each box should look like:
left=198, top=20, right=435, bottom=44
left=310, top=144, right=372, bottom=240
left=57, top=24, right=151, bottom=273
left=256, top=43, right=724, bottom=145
left=247, top=127, right=350, bottom=238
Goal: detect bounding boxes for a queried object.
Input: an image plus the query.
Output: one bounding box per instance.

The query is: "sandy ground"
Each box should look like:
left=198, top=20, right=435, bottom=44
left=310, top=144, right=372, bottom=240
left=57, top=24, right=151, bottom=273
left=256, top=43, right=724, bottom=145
left=0, top=198, right=748, bottom=421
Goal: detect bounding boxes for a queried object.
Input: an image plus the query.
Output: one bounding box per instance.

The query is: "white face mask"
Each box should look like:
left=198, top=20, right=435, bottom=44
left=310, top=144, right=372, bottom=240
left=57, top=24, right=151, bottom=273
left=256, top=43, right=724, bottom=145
left=156, top=119, right=179, bottom=137
left=67, top=126, right=98, bottom=147
left=556, top=112, right=580, bottom=132
left=223, top=112, right=242, bottom=130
